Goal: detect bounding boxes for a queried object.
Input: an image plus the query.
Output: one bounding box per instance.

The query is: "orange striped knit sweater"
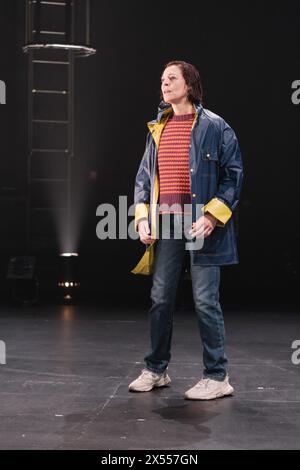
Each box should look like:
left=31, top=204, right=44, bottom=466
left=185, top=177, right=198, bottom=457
left=158, top=111, right=195, bottom=214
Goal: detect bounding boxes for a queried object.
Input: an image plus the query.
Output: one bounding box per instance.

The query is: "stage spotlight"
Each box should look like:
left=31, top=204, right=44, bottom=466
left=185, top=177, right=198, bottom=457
left=58, top=253, right=80, bottom=303
left=6, top=256, right=39, bottom=306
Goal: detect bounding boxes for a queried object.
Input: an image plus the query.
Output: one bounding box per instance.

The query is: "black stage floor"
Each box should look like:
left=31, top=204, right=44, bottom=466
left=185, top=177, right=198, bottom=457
left=0, top=303, right=299, bottom=450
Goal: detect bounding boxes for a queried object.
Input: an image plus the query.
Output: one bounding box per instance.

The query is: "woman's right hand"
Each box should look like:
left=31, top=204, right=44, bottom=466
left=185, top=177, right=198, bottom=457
left=138, top=219, right=154, bottom=244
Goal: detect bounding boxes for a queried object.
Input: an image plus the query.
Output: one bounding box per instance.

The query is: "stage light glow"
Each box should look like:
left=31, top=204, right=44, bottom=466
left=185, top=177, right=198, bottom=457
left=60, top=253, right=79, bottom=257
left=58, top=253, right=80, bottom=304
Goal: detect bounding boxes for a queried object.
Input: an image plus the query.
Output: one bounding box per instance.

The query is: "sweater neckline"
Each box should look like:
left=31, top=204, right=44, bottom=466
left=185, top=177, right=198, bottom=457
left=171, top=112, right=195, bottom=121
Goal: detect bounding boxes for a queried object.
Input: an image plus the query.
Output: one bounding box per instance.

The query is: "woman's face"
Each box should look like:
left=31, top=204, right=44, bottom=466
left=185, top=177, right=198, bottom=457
left=161, top=65, right=189, bottom=104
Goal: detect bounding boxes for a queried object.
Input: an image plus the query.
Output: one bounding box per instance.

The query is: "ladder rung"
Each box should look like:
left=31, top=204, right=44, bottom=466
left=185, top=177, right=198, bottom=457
left=31, top=149, right=69, bottom=153
left=33, top=60, right=69, bottom=65
left=32, top=89, right=68, bottom=94
left=32, top=1, right=66, bottom=5
left=33, top=119, right=69, bottom=124
left=33, top=30, right=66, bottom=35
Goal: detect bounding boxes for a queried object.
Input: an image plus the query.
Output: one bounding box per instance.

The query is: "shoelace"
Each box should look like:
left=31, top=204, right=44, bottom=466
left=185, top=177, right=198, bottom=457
left=141, top=368, right=159, bottom=378
left=196, top=377, right=227, bottom=388
left=196, top=378, right=210, bottom=388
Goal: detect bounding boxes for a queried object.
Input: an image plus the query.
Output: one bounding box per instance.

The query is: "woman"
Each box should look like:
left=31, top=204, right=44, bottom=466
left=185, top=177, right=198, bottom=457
left=129, top=60, right=243, bottom=400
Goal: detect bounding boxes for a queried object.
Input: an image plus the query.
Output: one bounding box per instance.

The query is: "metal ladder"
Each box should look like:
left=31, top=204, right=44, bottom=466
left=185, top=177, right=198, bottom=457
left=28, top=48, right=73, bottom=252
left=24, top=0, right=95, bottom=253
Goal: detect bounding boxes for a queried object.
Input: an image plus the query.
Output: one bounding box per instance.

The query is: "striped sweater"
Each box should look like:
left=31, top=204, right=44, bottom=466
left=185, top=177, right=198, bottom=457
left=158, top=111, right=195, bottom=214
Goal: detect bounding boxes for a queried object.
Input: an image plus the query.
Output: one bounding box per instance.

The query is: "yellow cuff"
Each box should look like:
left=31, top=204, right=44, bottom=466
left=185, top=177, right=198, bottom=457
left=203, top=198, right=232, bottom=227
left=131, top=242, right=155, bottom=275
left=134, top=203, right=149, bottom=232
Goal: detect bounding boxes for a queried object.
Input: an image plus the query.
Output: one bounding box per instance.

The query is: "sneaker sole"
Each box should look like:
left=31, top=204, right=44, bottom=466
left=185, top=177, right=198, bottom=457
left=184, top=385, right=234, bottom=400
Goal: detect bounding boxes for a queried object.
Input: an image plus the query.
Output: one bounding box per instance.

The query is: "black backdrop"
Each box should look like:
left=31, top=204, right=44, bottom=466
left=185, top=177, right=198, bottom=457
left=0, top=0, right=299, bottom=308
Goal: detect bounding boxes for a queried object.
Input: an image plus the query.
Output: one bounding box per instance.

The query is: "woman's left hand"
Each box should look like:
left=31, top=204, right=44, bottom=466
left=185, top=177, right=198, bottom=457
left=188, top=212, right=218, bottom=239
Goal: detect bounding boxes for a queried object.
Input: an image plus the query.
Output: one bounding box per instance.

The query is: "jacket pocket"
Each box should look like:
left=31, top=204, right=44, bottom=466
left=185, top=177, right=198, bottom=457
left=201, top=149, right=219, bottom=162
left=198, top=149, right=219, bottom=197
left=200, top=149, right=219, bottom=178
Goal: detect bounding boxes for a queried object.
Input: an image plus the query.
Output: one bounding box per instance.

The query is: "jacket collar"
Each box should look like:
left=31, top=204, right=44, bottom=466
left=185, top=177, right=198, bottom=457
left=149, top=100, right=204, bottom=124
left=147, top=101, right=203, bottom=145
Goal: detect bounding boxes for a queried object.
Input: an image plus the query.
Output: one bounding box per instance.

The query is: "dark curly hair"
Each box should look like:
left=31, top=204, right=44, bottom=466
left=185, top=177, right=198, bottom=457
left=159, top=60, right=204, bottom=105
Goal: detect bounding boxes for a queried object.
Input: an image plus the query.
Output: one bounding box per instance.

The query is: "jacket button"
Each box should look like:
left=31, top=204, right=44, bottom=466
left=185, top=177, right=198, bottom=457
left=190, top=168, right=194, bottom=172
left=207, top=153, right=211, bottom=159
left=192, top=193, right=196, bottom=198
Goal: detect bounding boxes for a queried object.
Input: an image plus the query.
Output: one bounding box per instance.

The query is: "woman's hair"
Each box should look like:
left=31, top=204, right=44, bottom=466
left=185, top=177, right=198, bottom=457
left=159, top=60, right=204, bottom=105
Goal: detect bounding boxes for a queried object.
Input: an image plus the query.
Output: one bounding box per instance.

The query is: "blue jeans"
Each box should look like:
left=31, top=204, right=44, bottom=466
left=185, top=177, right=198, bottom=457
left=144, top=213, right=228, bottom=380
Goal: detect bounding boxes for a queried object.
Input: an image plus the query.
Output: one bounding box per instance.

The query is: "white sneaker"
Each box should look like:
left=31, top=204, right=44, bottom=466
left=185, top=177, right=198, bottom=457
left=184, top=375, right=234, bottom=400
left=128, top=368, right=171, bottom=392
